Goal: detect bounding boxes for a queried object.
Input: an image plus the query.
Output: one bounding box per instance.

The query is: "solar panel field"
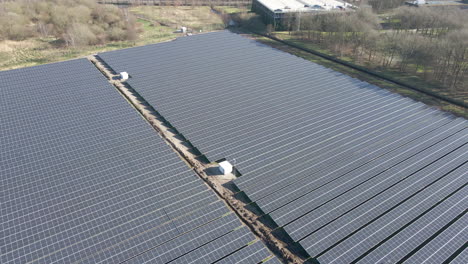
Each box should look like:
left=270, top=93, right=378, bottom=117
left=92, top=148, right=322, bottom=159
left=2, top=29, right=466, bottom=264
left=98, top=31, right=468, bottom=263
left=0, top=59, right=274, bottom=264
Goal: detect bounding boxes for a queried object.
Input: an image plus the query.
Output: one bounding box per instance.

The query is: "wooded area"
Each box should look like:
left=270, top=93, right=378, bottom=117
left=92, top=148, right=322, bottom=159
left=96, top=0, right=251, bottom=5
left=278, top=4, right=468, bottom=91
left=0, top=0, right=140, bottom=47
left=367, top=0, right=406, bottom=12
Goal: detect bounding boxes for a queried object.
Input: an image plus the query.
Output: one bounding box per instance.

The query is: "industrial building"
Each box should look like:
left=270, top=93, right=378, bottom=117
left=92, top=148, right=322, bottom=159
left=252, top=0, right=353, bottom=28
left=406, top=0, right=468, bottom=7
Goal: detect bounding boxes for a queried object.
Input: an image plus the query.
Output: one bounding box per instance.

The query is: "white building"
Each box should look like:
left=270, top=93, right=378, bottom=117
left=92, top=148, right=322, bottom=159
left=252, top=0, right=354, bottom=29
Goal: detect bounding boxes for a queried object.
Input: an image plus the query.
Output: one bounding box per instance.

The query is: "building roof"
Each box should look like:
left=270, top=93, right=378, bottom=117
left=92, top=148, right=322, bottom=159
left=98, top=31, right=468, bottom=264
left=0, top=59, right=274, bottom=263
left=255, top=0, right=351, bottom=12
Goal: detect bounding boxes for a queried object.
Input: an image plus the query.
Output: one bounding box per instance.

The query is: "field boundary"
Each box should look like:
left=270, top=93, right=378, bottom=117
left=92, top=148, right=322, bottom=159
left=249, top=31, right=468, bottom=110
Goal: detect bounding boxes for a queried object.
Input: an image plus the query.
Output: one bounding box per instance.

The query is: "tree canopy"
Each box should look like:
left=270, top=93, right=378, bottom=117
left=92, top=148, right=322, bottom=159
left=0, top=0, right=140, bottom=46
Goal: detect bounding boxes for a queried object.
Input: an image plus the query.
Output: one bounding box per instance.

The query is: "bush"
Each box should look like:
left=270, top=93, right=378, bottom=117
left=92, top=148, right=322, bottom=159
left=64, top=23, right=98, bottom=47
left=0, top=11, right=36, bottom=40
left=0, top=0, right=139, bottom=47
left=109, top=27, right=126, bottom=41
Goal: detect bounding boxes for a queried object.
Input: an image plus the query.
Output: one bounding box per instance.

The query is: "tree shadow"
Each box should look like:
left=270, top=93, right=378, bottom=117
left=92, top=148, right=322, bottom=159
left=48, top=38, right=66, bottom=48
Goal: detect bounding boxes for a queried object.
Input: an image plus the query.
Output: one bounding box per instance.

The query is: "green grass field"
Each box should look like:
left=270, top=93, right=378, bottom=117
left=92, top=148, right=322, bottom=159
left=212, top=6, right=249, bottom=14
left=130, top=6, right=225, bottom=31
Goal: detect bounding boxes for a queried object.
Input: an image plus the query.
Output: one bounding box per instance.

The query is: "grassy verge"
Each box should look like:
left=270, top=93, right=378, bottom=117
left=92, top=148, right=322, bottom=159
left=213, top=6, right=250, bottom=14
left=250, top=34, right=467, bottom=118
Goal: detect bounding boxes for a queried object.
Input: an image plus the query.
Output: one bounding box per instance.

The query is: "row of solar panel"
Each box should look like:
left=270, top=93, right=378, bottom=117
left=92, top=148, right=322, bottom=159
left=0, top=59, right=276, bottom=264
left=264, top=119, right=467, bottom=224
left=97, top=31, right=467, bottom=263
left=244, top=110, right=458, bottom=204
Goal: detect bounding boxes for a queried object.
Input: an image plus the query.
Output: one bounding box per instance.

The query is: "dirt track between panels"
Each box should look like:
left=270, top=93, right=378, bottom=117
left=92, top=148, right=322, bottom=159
left=88, top=55, right=309, bottom=264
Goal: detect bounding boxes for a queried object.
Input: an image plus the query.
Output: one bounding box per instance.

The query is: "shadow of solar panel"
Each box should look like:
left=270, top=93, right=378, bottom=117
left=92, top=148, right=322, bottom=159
left=97, top=31, right=468, bottom=264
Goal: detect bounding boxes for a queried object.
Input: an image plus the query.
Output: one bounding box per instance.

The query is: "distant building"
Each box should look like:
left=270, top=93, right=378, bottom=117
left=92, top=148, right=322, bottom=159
left=406, top=0, right=468, bottom=7
left=252, top=0, right=353, bottom=29
left=406, top=0, right=427, bottom=6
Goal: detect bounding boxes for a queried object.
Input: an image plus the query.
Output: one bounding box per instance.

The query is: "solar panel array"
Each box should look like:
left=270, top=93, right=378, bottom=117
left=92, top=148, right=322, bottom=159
left=0, top=59, right=273, bottom=264
left=98, top=31, right=468, bottom=264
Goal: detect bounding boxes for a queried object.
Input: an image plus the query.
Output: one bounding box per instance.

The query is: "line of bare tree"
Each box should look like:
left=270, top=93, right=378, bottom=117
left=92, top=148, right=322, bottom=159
left=366, top=0, right=406, bottom=12
left=280, top=6, right=468, bottom=91
left=96, top=0, right=251, bottom=6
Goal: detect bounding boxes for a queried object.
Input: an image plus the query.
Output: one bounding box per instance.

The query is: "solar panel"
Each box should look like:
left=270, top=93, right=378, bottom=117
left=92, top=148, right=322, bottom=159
left=448, top=248, right=468, bottom=264
left=402, top=213, right=468, bottom=264
left=263, top=256, right=284, bottom=264
left=317, top=163, right=467, bottom=264
left=216, top=240, right=273, bottom=264
left=280, top=125, right=467, bottom=236
left=355, top=184, right=467, bottom=263
left=121, top=214, right=250, bottom=263
left=98, top=31, right=468, bottom=263
left=255, top=110, right=461, bottom=216
left=0, top=59, right=272, bottom=263
left=170, top=227, right=255, bottom=264
left=300, top=144, right=467, bottom=256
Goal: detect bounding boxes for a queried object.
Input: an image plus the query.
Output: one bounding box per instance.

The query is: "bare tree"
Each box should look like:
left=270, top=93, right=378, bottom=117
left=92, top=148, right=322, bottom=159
left=367, top=0, right=405, bottom=12
left=0, top=0, right=140, bottom=44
